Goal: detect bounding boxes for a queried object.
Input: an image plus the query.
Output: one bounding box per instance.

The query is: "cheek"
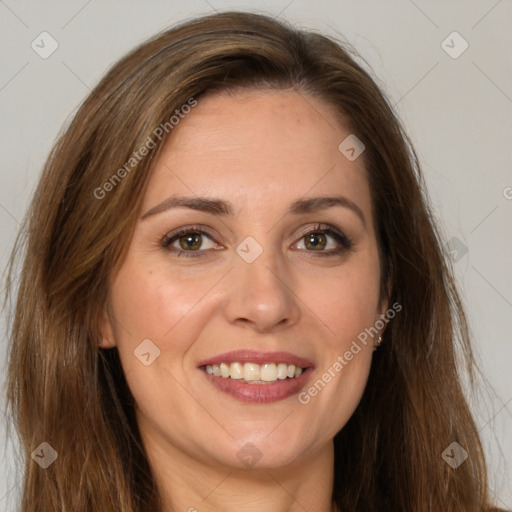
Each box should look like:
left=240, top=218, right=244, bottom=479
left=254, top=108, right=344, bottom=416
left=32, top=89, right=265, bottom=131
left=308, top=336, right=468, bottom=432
left=300, top=278, right=377, bottom=436
left=316, top=256, right=382, bottom=347
left=106, top=262, right=214, bottom=420
left=298, top=251, right=380, bottom=421
left=108, top=259, right=214, bottom=343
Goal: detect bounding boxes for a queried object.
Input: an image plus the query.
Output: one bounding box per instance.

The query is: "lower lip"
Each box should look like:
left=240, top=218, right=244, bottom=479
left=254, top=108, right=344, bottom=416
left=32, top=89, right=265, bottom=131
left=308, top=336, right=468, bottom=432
left=200, top=367, right=314, bottom=403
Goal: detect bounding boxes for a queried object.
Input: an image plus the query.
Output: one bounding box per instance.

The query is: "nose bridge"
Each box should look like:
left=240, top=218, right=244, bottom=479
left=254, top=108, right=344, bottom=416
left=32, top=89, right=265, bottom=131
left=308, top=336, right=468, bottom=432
left=223, top=234, right=301, bottom=332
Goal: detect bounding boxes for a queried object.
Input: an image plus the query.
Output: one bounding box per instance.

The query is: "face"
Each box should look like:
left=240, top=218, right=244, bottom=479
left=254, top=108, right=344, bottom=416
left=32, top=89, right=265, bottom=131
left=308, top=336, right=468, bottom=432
left=101, top=88, right=388, bottom=471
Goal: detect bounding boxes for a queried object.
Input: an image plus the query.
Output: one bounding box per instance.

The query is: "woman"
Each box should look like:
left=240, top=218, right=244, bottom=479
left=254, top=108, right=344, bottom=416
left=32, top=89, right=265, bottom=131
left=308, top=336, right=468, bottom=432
left=4, top=10, right=504, bottom=512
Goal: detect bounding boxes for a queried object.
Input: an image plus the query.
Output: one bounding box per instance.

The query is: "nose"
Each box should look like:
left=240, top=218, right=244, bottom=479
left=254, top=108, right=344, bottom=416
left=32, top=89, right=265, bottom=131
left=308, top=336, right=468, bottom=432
left=223, top=244, right=301, bottom=334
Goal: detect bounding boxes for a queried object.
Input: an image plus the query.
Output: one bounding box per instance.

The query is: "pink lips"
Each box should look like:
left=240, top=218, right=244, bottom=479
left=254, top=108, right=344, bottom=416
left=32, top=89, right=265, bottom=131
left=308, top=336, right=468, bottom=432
left=197, top=349, right=315, bottom=404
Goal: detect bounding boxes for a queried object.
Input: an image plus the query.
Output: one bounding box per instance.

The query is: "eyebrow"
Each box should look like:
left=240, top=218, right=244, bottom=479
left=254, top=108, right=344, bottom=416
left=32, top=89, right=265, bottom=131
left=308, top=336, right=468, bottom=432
left=140, top=194, right=366, bottom=228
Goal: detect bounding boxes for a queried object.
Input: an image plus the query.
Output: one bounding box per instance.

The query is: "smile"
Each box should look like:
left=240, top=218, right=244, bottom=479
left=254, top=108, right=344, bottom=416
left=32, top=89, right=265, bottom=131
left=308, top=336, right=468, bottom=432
left=197, top=350, right=314, bottom=403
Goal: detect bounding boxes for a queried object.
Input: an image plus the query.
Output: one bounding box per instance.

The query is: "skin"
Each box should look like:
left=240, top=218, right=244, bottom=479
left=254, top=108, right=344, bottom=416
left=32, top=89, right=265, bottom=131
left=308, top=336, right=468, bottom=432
left=100, top=88, right=388, bottom=512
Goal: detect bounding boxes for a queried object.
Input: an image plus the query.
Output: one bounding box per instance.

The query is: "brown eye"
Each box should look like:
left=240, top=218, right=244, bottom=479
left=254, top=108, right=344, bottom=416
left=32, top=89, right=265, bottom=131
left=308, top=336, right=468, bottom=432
left=304, top=232, right=327, bottom=251
left=293, top=224, right=354, bottom=257
left=177, top=233, right=203, bottom=251
left=161, top=225, right=220, bottom=258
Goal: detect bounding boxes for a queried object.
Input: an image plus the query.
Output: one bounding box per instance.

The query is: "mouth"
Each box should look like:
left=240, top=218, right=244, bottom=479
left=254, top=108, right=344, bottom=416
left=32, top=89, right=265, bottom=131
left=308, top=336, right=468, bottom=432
left=197, top=350, right=314, bottom=403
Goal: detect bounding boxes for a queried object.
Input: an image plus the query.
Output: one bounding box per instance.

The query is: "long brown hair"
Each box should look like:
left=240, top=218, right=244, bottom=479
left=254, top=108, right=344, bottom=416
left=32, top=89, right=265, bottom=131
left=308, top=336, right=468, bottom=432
left=3, top=10, right=501, bottom=511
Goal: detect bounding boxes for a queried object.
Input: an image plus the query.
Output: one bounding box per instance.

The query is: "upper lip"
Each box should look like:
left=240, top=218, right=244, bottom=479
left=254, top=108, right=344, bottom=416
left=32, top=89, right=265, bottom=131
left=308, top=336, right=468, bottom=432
left=197, top=349, right=314, bottom=369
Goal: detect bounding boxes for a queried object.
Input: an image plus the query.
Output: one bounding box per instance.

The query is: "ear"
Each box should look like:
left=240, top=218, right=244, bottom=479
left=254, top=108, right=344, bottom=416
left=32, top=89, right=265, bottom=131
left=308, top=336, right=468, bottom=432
left=98, top=302, right=116, bottom=349
left=378, top=275, right=392, bottom=317
left=380, top=263, right=393, bottom=316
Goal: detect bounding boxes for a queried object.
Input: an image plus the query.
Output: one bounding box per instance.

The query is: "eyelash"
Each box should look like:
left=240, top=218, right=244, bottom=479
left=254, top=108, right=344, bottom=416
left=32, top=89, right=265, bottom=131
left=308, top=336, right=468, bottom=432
left=160, top=223, right=354, bottom=259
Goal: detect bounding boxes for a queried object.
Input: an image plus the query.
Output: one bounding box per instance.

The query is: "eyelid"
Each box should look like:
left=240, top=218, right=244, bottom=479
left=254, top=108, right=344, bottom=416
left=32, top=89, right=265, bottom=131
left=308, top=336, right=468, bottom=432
left=162, top=224, right=217, bottom=242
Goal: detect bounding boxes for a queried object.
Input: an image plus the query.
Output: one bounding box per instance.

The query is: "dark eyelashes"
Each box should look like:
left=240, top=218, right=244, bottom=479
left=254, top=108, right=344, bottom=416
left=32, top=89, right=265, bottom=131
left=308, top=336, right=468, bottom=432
left=160, top=224, right=216, bottom=258
left=160, top=223, right=354, bottom=258
left=311, top=226, right=354, bottom=253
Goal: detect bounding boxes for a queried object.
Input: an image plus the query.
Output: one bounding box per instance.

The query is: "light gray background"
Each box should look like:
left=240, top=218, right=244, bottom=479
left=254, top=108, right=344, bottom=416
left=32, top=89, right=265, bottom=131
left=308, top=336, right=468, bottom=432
left=1, top=0, right=511, bottom=510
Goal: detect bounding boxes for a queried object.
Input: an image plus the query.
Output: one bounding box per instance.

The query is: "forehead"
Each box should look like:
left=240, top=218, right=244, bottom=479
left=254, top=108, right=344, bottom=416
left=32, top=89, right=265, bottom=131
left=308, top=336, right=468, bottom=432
left=143, top=88, right=371, bottom=221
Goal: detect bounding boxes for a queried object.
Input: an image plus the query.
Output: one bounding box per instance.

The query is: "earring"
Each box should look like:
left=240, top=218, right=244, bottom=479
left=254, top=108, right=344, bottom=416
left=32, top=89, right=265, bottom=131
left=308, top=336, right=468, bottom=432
left=373, top=335, right=382, bottom=351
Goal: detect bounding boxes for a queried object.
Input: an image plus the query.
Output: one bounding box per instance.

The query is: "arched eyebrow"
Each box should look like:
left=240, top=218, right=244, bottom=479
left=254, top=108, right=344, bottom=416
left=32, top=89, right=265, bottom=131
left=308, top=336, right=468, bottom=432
left=140, top=194, right=366, bottom=230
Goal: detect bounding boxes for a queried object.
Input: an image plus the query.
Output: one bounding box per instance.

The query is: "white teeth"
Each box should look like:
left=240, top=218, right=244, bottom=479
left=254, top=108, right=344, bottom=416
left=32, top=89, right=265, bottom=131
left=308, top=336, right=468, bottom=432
left=261, top=363, right=277, bottom=382
left=230, top=362, right=243, bottom=379
left=243, top=362, right=260, bottom=382
left=220, top=363, right=230, bottom=378
left=204, top=362, right=306, bottom=384
left=277, top=363, right=288, bottom=380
